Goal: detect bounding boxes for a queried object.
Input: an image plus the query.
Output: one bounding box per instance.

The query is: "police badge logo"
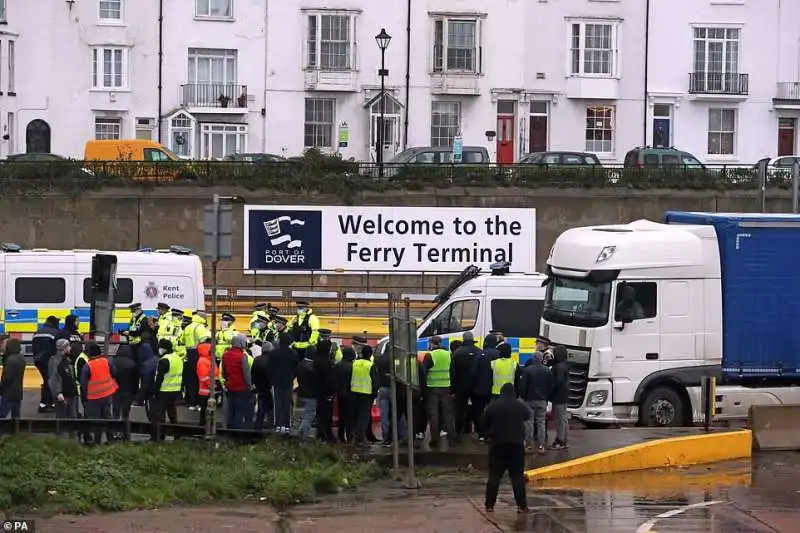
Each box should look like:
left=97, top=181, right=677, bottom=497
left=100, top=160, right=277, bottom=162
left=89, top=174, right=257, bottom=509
left=144, top=282, right=159, bottom=298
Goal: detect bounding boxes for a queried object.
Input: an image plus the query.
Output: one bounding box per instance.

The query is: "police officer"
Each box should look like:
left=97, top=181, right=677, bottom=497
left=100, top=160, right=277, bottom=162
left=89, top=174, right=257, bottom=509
left=318, top=329, right=343, bottom=363
left=266, top=304, right=281, bottom=335
left=490, top=342, right=518, bottom=399
left=351, top=335, right=369, bottom=359
left=350, top=348, right=378, bottom=448
left=153, top=338, right=183, bottom=430
left=156, top=303, right=171, bottom=339
left=123, top=303, right=146, bottom=357
left=423, top=336, right=456, bottom=447
left=216, top=313, right=237, bottom=359
left=249, top=303, right=269, bottom=333
left=250, top=311, right=270, bottom=344
left=288, top=300, right=320, bottom=357
left=164, top=308, right=186, bottom=360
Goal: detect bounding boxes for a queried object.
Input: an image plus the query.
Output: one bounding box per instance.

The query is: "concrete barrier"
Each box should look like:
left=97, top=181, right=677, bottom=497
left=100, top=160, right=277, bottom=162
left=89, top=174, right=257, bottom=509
left=749, top=404, right=800, bottom=451
left=525, top=429, right=752, bottom=482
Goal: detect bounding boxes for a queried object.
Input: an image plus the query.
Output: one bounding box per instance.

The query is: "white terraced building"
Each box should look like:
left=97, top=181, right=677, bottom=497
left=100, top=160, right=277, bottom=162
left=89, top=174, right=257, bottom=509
left=1, top=0, right=799, bottom=164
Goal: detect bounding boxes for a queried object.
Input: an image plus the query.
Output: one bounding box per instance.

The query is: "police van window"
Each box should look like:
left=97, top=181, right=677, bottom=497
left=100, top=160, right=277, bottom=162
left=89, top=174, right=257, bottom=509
left=491, top=299, right=544, bottom=338
left=420, top=299, right=479, bottom=337
left=82, top=277, right=134, bottom=304
left=15, top=277, right=66, bottom=304
left=615, top=282, right=657, bottom=321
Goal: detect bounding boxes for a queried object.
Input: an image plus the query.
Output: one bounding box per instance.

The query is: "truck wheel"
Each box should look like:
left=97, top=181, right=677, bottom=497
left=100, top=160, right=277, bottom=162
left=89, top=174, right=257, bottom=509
left=640, top=387, right=684, bottom=427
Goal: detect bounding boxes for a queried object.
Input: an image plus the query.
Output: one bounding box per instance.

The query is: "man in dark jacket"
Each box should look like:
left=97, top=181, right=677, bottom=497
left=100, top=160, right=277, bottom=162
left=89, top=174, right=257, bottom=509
left=335, top=346, right=356, bottom=443
left=482, top=382, right=530, bottom=514
left=312, top=333, right=337, bottom=443
left=251, top=343, right=273, bottom=431
left=32, top=316, right=60, bottom=413
left=48, top=338, right=80, bottom=426
left=56, top=314, right=82, bottom=343
left=472, top=334, right=500, bottom=441
left=266, top=332, right=299, bottom=435
left=136, top=341, right=159, bottom=419
left=110, top=344, right=137, bottom=422
left=295, top=349, right=318, bottom=439
left=550, top=345, right=570, bottom=449
left=0, top=338, right=25, bottom=419
left=519, top=351, right=552, bottom=453
left=452, top=332, right=481, bottom=439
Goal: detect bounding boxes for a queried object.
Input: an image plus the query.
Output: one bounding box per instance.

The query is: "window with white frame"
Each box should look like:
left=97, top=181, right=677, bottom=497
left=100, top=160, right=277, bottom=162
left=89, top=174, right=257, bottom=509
left=92, top=47, right=127, bottom=89
left=431, top=101, right=460, bottom=147
left=433, top=17, right=481, bottom=74
left=187, top=48, right=238, bottom=105
left=585, top=106, right=615, bottom=154
left=570, top=21, right=617, bottom=76
left=99, top=0, right=122, bottom=21
left=7, top=40, right=13, bottom=93
left=0, top=0, right=7, bottom=22
left=708, top=108, right=736, bottom=155
left=201, top=123, right=246, bottom=159
left=693, top=28, right=740, bottom=91
left=95, top=117, right=122, bottom=140
left=306, top=12, right=356, bottom=70
left=196, top=0, right=232, bottom=18
left=169, top=112, right=195, bottom=158
left=304, top=98, right=335, bottom=148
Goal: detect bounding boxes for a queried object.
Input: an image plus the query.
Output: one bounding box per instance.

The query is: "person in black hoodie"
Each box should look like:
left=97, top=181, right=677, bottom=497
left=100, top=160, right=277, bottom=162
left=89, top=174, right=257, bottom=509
left=267, top=332, right=299, bottom=435
left=136, top=341, right=159, bottom=420
left=56, top=314, right=82, bottom=343
left=251, top=343, right=273, bottom=431
left=519, top=351, right=552, bottom=453
left=295, top=349, right=318, bottom=439
left=110, top=344, right=137, bottom=422
left=472, top=334, right=500, bottom=441
left=32, top=316, right=60, bottom=413
left=312, top=334, right=337, bottom=443
left=48, top=338, right=80, bottom=426
left=549, top=345, right=570, bottom=450
left=482, top=382, right=530, bottom=514
left=452, top=332, right=481, bottom=439
left=0, top=338, right=25, bottom=419
left=334, top=346, right=356, bottom=443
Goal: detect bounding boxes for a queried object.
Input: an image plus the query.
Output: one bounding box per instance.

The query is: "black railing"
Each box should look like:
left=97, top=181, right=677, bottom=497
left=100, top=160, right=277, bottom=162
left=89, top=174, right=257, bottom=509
left=181, top=83, right=248, bottom=108
left=775, top=82, right=800, bottom=101
left=688, top=72, right=749, bottom=95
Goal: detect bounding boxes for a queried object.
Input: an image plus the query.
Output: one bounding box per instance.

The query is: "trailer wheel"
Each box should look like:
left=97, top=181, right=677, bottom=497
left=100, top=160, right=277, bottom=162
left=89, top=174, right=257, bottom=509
left=640, top=387, right=684, bottom=427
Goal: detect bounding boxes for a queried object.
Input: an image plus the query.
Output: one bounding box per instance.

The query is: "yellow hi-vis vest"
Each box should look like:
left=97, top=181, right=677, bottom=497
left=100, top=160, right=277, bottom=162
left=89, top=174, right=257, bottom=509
left=427, top=348, right=451, bottom=388
left=160, top=352, right=184, bottom=392
left=157, top=313, right=172, bottom=339
left=128, top=314, right=145, bottom=345
left=74, top=352, right=89, bottom=395
left=215, top=326, right=237, bottom=357
left=350, top=359, right=373, bottom=395
left=491, top=357, right=518, bottom=395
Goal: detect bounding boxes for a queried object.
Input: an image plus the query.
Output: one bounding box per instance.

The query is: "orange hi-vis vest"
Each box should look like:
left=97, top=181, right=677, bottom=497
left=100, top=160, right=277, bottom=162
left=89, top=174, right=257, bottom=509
left=86, top=357, right=119, bottom=400
left=197, top=352, right=220, bottom=397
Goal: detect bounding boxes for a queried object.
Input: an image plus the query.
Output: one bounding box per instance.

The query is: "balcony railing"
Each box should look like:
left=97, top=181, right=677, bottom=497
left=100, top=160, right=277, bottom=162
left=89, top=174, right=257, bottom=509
left=181, top=83, right=248, bottom=108
left=688, top=72, right=749, bottom=95
left=776, top=82, right=800, bottom=101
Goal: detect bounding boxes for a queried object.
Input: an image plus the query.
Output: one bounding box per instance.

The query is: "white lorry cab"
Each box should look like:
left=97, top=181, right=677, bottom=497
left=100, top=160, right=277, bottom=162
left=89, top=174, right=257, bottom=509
left=541, top=215, right=800, bottom=428
left=0, top=243, right=204, bottom=345
left=377, top=262, right=547, bottom=363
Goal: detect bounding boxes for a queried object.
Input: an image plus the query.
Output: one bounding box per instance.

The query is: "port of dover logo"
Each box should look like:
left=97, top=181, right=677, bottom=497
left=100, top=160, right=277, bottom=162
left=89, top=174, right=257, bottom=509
left=248, top=209, right=322, bottom=270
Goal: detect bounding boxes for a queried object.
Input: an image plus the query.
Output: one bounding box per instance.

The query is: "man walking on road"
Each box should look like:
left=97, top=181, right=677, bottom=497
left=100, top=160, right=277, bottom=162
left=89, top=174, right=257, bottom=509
left=422, top=336, right=455, bottom=448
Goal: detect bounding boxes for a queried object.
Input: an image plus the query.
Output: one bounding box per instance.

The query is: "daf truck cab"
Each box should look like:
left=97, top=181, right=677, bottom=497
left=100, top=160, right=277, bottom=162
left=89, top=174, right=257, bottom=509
left=541, top=214, right=800, bottom=427
left=377, top=263, right=547, bottom=362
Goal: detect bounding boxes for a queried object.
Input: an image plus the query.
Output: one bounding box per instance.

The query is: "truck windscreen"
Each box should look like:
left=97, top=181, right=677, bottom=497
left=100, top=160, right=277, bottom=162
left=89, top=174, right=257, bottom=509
left=543, top=276, right=612, bottom=328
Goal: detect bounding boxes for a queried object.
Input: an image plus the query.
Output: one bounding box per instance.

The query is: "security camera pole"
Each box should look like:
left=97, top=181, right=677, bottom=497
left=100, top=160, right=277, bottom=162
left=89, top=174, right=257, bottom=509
left=204, top=194, right=236, bottom=436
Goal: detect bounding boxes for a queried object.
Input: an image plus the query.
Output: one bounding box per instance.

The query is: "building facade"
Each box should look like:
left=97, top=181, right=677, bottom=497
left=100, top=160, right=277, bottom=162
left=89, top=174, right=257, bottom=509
left=3, top=0, right=800, bottom=163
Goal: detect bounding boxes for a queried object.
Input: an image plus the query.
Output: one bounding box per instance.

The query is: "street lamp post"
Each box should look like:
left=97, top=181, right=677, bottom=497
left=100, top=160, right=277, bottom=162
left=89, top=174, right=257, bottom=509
left=375, top=28, right=392, bottom=178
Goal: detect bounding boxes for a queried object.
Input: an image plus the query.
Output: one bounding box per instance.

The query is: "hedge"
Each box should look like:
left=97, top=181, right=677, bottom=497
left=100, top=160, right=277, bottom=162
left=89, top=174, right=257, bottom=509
left=0, top=150, right=788, bottom=196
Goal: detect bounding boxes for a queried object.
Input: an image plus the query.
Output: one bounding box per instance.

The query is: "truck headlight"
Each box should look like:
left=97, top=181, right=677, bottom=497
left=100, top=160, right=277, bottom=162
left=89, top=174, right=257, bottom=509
left=586, top=390, right=608, bottom=407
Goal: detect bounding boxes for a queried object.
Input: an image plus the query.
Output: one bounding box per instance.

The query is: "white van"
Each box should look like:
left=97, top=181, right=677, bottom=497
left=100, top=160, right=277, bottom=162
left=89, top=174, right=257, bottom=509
left=0, top=244, right=204, bottom=344
left=378, top=263, right=547, bottom=363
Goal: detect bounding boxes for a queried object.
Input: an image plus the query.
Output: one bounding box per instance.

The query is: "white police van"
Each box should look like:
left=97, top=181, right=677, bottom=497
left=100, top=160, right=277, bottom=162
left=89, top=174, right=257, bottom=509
left=0, top=243, right=204, bottom=347
left=377, top=262, right=547, bottom=363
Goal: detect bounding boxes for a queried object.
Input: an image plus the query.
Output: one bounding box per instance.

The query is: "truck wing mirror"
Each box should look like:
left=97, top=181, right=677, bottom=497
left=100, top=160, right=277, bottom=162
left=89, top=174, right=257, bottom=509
left=613, top=321, right=626, bottom=331
left=540, top=277, right=551, bottom=287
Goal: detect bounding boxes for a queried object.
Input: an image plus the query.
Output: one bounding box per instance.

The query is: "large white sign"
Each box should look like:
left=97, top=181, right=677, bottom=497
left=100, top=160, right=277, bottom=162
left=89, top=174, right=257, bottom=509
left=243, top=205, right=536, bottom=274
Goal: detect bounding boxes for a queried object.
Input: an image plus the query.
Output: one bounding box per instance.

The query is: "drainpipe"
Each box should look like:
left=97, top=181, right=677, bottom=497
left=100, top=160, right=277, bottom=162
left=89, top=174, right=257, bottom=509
left=268, top=0, right=269, bottom=153
left=402, top=0, right=411, bottom=149
left=157, top=0, right=164, bottom=144
left=642, top=0, right=650, bottom=146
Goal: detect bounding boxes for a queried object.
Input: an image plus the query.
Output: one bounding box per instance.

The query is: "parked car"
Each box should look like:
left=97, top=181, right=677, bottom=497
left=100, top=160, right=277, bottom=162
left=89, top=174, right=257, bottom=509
left=519, top=151, right=602, bottom=165
left=223, top=152, right=286, bottom=162
left=389, top=145, right=490, bottom=164
left=623, top=146, right=705, bottom=168
left=5, top=152, right=95, bottom=176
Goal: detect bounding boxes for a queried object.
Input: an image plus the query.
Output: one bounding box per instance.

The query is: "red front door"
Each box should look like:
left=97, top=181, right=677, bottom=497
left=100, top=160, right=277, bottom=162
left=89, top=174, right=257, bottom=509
left=496, top=115, right=515, bottom=164
left=778, top=118, right=796, bottom=156
left=529, top=116, right=548, bottom=152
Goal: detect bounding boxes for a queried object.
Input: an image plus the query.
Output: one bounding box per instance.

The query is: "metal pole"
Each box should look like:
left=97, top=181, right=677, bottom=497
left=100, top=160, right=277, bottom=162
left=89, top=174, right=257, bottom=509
left=378, top=49, right=386, bottom=178
left=207, top=194, right=220, bottom=437
left=793, top=159, right=799, bottom=213
left=389, top=300, right=401, bottom=478
left=403, top=298, right=419, bottom=489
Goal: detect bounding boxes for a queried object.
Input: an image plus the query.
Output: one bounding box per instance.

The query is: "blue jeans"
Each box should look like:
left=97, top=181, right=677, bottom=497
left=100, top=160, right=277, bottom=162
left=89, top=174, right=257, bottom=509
left=297, top=397, right=317, bottom=439
left=0, top=399, right=20, bottom=419
left=378, top=386, right=391, bottom=440
left=226, top=391, right=255, bottom=429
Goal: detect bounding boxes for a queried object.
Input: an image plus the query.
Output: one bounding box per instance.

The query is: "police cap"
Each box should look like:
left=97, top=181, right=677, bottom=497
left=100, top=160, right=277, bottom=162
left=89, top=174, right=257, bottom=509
left=268, top=305, right=280, bottom=314
left=536, top=335, right=551, bottom=345
left=254, top=302, right=268, bottom=310
left=318, top=328, right=332, bottom=336
left=221, top=313, right=235, bottom=322
left=295, top=300, right=310, bottom=307
left=352, top=335, right=368, bottom=345
left=171, top=308, right=183, bottom=316
left=129, top=302, right=142, bottom=311
left=157, top=302, right=170, bottom=311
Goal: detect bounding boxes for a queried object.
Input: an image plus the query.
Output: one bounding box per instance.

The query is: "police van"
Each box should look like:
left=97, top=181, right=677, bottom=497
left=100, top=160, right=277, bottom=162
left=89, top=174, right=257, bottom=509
left=0, top=244, right=204, bottom=347
left=377, top=263, right=547, bottom=364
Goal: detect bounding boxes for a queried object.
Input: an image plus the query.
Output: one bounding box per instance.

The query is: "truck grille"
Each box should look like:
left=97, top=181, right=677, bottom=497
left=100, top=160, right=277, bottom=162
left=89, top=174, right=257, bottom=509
left=567, top=362, right=590, bottom=408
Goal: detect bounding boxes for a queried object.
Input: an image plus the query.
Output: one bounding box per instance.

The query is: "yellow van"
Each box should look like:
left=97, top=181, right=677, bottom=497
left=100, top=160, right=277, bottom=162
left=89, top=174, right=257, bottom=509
left=84, top=140, right=195, bottom=181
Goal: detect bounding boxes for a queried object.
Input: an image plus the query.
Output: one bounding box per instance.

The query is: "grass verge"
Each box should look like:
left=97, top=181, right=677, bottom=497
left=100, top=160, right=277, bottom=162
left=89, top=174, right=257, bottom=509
left=0, top=435, right=383, bottom=515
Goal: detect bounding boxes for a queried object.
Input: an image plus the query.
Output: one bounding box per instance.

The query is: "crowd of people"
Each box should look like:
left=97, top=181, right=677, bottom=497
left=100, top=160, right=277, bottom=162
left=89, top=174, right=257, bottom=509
left=0, top=300, right=572, bottom=460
